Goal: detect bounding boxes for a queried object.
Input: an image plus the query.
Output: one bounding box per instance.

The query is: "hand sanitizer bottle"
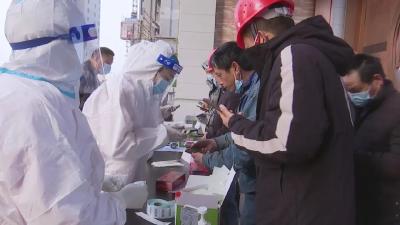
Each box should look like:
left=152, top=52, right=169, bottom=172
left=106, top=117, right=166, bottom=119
left=198, top=206, right=210, bottom=225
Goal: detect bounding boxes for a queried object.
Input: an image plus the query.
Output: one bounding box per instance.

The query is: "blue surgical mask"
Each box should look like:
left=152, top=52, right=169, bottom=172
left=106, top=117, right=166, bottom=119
left=235, top=79, right=243, bottom=94
left=153, top=79, right=171, bottom=95
left=99, top=63, right=112, bottom=75
left=348, top=89, right=372, bottom=107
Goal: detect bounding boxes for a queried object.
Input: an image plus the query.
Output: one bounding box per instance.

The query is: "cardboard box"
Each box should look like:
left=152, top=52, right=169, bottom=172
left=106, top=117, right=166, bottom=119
left=175, top=166, right=236, bottom=225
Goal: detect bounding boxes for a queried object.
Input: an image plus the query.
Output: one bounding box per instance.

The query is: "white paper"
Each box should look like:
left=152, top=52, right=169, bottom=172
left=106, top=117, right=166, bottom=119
left=135, top=212, right=171, bottom=225
left=181, top=151, right=194, bottom=164
left=194, top=121, right=202, bottom=130
left=183, top=166, right=235, bottom=198
left=222, top=167, right=236, bottom=202
left=151, top=160, right=184, bottom=168
left=184, top=176, right=209, bottom=192
left=181, top=184, right=208, bottom=192
left=155, top=146, right=185, bottom=153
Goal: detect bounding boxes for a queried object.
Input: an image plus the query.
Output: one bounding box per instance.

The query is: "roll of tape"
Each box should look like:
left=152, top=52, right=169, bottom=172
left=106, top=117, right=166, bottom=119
left=146, top=199, right=175, bottom=219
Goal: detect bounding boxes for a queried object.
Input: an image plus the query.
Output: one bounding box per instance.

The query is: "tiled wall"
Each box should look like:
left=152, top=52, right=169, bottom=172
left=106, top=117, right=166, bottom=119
left=214, top=0, right=237, bottom=47
left=293, top=0, right=316, bottom=23
left=330, top=0, right=346, bottom=38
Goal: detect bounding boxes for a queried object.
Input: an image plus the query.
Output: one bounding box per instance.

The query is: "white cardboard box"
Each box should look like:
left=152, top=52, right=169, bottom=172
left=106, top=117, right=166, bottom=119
left=175, top=166, right=236, bottom=225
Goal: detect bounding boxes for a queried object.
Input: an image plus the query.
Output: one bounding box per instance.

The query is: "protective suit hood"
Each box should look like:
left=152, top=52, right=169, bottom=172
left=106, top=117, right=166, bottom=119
left=0, top=1, right=128, bottom=224
left=83, top=40, right=175, bottom=189
left=2, top=0, right=90, bottom=99
left=121, top=40, right=175, bottom=83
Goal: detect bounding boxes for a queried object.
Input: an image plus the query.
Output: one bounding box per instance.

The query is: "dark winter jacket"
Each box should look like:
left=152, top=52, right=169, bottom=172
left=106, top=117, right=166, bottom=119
left=206, top=89, right=241, bottom=139
left=353, top=80, right=400, bottom=225
left=227, top=16, right=355, bottom=225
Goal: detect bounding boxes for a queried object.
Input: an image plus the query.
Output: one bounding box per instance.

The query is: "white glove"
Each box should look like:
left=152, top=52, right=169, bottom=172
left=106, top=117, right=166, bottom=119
left=111, top=181, right=148, bottom=209
left=160, top=105, right=180, bottom=120
left=102, top=175, right=128, bottom=192
left=166, top=125, right=186, bottom=142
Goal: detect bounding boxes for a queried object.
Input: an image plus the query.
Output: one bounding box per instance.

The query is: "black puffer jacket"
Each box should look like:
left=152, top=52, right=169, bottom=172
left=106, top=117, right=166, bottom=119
left=353, top=81, right=400, bottom=225
left=228, top=16, right=355, bottom=225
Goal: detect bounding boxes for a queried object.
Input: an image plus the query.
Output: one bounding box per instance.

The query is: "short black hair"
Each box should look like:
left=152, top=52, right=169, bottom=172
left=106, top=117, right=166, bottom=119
left=211, top=41, right=253, bottom=71
left=347, top=54, right=385, bottom=83
left=92, top=47, right=115, bottom=58
left=243, top=16, right=295, bottom=39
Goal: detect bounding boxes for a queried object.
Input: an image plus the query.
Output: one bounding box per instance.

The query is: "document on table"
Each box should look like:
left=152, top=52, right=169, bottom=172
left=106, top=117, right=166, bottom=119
left=155, top=145, right=185, bottom=153
left=135, top=212, right=171, bottom=225
left=151, top=160, right=184, bottom=168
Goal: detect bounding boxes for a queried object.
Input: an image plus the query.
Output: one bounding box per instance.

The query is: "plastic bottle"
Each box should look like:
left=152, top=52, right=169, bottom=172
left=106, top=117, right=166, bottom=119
left=197, top=206, right=210, bottom=225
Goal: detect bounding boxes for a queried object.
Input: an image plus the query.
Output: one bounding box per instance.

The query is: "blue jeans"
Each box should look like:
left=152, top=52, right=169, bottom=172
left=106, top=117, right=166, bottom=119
left=240, top=192, right=256, bottom=225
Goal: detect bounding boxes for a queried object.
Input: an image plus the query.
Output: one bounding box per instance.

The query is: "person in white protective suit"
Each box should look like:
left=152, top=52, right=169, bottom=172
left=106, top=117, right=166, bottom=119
left=83, top=40, right=185, bottom=192
left=0, top=1, right=148, bottom=224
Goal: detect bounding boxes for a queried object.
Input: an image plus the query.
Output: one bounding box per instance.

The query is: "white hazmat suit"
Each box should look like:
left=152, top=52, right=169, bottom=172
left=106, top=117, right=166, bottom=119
left=83, top=40, right=181, bottom=192
left=0, top=1, right=145, bottom=224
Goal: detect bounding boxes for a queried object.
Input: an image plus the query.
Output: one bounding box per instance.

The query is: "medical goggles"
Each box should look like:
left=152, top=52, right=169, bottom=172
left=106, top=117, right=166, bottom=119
left=157, top=54, right=183, bottom=74
left=9, top=24, right=98, bottom=50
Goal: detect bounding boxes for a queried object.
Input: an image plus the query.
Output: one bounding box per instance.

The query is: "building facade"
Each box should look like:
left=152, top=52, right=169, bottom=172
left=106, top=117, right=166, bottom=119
left=125, top=0, right=400, bottom=120
left=83, top=0, right=101, bottom=60
left=214, top=0, right=400, bottom=86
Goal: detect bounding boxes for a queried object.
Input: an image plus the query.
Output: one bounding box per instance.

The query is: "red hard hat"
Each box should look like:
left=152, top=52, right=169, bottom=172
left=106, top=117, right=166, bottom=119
left=202, top=48, right=217, bottom=73
left=234, top=0, right=294, bottom=48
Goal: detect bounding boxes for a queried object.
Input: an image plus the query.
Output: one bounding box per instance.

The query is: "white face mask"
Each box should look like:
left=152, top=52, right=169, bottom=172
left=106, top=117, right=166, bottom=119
left=99, top=63, right=112, bottom=75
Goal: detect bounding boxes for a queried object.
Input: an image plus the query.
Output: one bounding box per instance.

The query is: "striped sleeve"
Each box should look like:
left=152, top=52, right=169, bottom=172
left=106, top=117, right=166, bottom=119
left=229, top=44, right=330, bottom=164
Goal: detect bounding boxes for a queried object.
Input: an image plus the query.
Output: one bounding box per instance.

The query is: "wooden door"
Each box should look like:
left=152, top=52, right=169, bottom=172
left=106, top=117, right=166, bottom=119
left=345, top=0, right=400, bottom=86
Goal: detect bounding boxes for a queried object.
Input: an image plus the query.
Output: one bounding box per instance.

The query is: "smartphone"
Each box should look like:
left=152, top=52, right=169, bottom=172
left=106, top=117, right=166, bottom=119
left=196, top=101, right=209, bottom=112
left=206, top=101, right=222, bottom=113
left=172, top=105, right=181, bottom=112
left=185, top=147, right=201, bottom=154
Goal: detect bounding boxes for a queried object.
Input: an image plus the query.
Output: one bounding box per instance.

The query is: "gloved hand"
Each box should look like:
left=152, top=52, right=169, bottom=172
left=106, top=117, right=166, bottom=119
left=166, top=125, right=186, bottom=142
left=160, top=105, right=180, bottom=121
left=111, top=181, right=148, bottom=209
left=102, top=175, right=127, bottom=192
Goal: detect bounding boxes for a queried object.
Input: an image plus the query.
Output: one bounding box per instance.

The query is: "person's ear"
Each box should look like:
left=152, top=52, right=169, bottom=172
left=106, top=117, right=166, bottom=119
left=232, top=61, right=240, bottom=74
left=94, top=54, right=102, bottom=66
left=153, top=68, right=162, bottom=80
left=231, top=62, right=241, bottom=80
left=372, top=74, right=384, bottom=85
left=257, top=31, right=270, bottom=44
left=369, top=74, right=384, bottom=96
